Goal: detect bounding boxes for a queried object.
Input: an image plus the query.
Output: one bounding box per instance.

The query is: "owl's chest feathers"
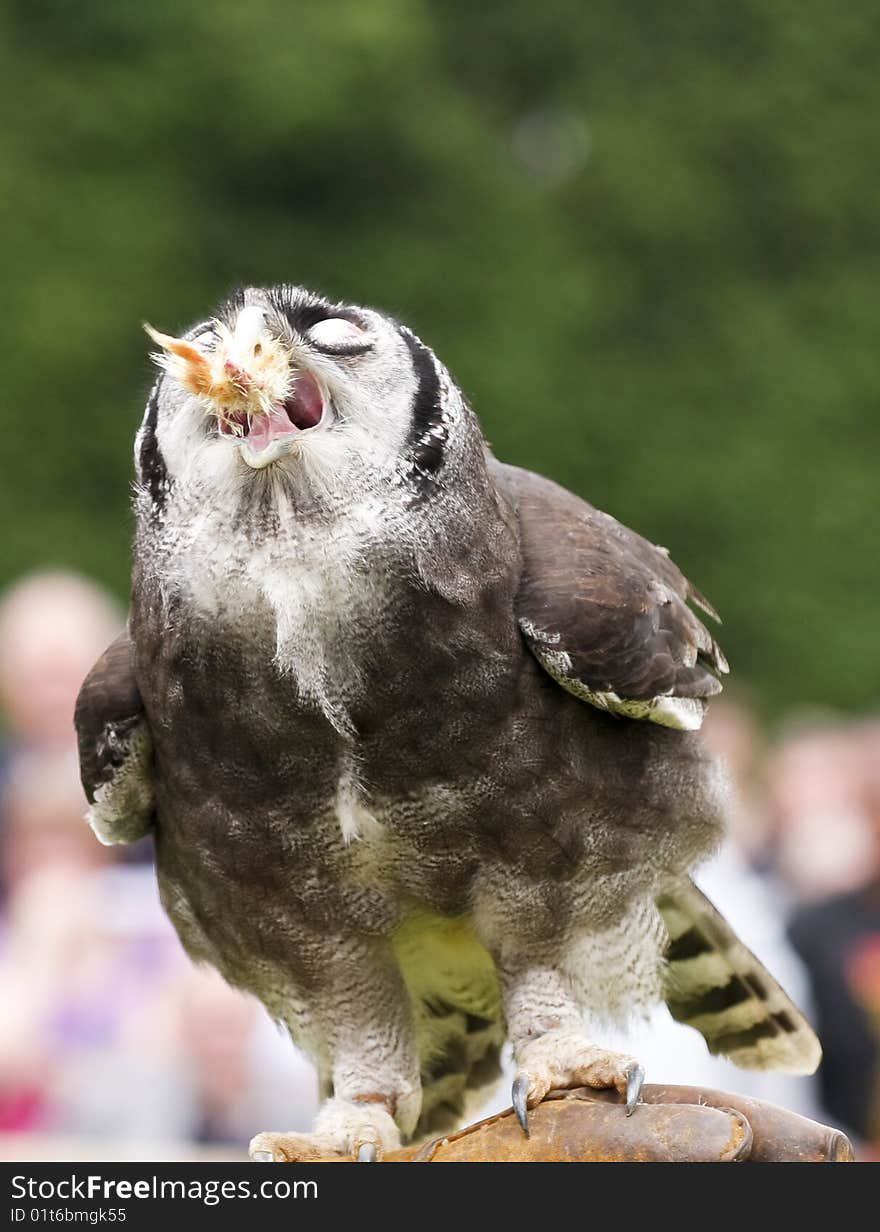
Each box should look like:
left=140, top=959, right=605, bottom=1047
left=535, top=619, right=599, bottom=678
left=158, top=503, right=402, bottom=735
left=143, top=492, right=521, bottom=859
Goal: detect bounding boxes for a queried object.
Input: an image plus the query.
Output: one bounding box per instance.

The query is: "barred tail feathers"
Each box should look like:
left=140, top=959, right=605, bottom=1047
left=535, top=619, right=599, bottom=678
left=391, top=910, right=505, bottom=1137
left=657, top=878, right=821, bottom=1074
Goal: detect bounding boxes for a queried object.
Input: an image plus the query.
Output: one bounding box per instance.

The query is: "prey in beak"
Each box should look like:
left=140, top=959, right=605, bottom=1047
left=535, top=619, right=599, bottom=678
left=145, top=306, right=327, bottom=468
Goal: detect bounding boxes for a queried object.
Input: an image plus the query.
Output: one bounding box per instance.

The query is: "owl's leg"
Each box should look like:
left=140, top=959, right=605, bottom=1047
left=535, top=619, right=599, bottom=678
left=248, top=939, right=421, bottom=1162
left=495, top=944, right=645, bottom=1137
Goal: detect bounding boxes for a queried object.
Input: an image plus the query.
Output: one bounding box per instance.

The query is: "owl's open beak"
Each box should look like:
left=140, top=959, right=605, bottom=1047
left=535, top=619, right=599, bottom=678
left=145, top=317, right=328, bottom=469
left=233, top=375, right=326, bottom=469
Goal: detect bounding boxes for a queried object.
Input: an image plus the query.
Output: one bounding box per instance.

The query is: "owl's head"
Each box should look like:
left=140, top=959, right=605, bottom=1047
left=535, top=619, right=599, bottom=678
left=137, top=284, right=466, bottom=519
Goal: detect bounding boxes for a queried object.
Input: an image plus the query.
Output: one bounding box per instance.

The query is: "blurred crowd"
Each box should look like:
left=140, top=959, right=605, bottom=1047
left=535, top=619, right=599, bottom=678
left=0, top=572, right=316, bottom=1161
left=1, top=570, right=878, bottom=1160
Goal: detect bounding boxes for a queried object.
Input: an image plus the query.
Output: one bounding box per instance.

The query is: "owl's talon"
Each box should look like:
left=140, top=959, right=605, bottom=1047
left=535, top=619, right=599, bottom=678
left=251, top=1150, right=276, bottom=1163
left=512, top=1029, right=643, bottom=1126
left=356, top=1143, right=378, bottom=1162
left=512, top=1074, right=531, bottom=1137
left=625, top=1062, right=645, bottom=1115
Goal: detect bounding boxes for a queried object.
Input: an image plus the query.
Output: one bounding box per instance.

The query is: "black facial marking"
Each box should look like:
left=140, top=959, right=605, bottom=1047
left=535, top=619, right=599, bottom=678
left=399, top=326, right=448, bottom=481
left=139, top=379, right=170, bottom=516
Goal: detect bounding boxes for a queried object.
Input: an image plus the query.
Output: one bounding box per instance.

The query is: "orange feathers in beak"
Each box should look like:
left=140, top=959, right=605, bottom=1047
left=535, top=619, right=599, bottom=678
left=144, top=319, right=292, bottom=415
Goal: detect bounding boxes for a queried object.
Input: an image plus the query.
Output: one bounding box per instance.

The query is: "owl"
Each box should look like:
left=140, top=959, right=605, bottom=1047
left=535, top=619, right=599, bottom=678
left=75, top=285, right=819, bottom=1161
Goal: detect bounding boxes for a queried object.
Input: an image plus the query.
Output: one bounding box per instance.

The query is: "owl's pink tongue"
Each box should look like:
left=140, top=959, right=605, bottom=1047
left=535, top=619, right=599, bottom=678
left=246, top=404, right=297, bottom=453
left=246, top=373, right=324, bottom=452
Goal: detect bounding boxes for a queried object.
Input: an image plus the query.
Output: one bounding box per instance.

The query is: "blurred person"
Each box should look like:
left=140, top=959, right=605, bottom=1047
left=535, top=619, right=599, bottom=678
left=768, top=717, right=877, bottom=901
left=0, top=753, right=116, bottom=1134
left=175, top=968, right=319, bottom=1147
left=0, top=751, right=317, bottom=1154
left=0, top=571, right=122, bottom=756
left=701, top=693, right=772, bottom=866
left=1, top=750, right=112, bottom=889
left=0, top=752, right=152, bottom=1137
left=176, top=970, right=268, bottom=1145
left=789, top=721, right=880, bottom=1155
left=0, top=571, right=143, bottom=900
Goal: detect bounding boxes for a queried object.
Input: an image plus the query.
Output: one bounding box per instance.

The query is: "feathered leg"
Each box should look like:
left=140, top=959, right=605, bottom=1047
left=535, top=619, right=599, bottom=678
left=493, top=940, right=645, bottom=1136
left=249, top=938, right=422, bottom=1162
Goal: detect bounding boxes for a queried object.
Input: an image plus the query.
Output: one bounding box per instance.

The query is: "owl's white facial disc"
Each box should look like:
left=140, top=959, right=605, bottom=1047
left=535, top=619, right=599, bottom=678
left=139, top=284, right=450, bottom=517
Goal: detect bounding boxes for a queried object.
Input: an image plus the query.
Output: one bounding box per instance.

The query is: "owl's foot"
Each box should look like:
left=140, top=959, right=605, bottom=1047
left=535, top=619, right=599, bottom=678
left=249, top=1098, right=401, bottom=1163
left=511, top=1028, right=644, bottom=1137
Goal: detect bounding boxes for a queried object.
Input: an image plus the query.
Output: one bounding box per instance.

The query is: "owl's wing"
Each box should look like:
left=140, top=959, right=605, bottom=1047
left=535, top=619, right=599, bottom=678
left=74, top=629, right=155, bottom=843
left=492, top=459, right=728, bottom=730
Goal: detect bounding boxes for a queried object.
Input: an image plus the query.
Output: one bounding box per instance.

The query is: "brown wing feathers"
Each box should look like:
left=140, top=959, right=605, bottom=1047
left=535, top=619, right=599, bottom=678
left=492, top=461, right=728, bottom=713
left=74, top=629, right=144, bottom=804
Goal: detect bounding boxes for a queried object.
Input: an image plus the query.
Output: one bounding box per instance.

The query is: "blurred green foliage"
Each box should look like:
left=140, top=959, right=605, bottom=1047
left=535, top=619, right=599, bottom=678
left=0, top=1, right=877, bottom=714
